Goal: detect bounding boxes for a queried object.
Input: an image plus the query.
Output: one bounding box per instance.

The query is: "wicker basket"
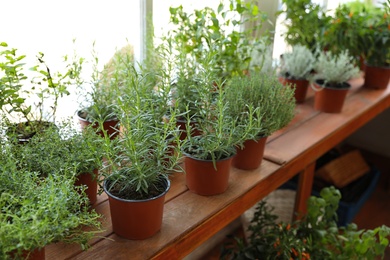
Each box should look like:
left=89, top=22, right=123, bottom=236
left=315, top=150, right=370, bottom=188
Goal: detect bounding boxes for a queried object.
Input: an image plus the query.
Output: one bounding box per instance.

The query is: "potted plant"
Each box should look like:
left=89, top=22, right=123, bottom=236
left=223, top=186, right=390, bottom=259
left=101, top=68, right=182, bottom=240
left=8, top=122, right=104, bottom=205
left=0, top=145, right=102, bottom=260
left=360, top=2, right=390, bottom=89
left=76, top=46, right=120, bottom=140
left=278, top=44, right=316, bottom=103
left=225, top=73, right=296, bottom=171
left=0, top=42, right=78, bottom=143
left=312, top=50, right=360, bottom=113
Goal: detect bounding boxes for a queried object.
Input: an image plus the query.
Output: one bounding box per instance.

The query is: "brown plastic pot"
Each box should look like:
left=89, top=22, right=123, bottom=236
left=104, top=177, right=170, bottom=240
left=233, top=137, right=268, bottom=170
left=364, top=64, right=390, bottom=89
left=184, top=152, right=234, bottom=196
left=75, top=169, right=98, bottom=205
left=77, top=110, right=120, bottom=140
left=313, top=80, right=350, bottom=113
left=279, top=77, right=309, bottom=103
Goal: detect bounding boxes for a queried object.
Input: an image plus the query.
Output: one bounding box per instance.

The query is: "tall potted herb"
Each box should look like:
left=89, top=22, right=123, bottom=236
left=225, top=73, right=296, bottom=171
left=313, top=50, right=360, bottom=113
left=278, top=45, right=316, bottom=103
left=101, top=68, right=181, bottom=240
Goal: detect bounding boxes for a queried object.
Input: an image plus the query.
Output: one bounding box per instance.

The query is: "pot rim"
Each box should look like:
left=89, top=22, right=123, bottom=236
left=314, top=79, right=351, bottom=90
left=103, top=175, right=170, bottom=203
left=363, top=62, right=390, bottom=70
left=183, top=150, right=236, bottom=163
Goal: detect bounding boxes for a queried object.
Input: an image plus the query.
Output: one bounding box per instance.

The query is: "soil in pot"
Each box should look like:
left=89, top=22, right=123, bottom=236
left=364, top=64, right=390, bottom=89
left=313, top=80, right=350, bottom=113
left=184, top=152, right=235, bottom=196
left=77, top=110, right=119, bottom=140
left=233, top=137, right=268, bottom=171
left=104, top=177, right=170, bottom=240
left=279, top=77, right=309, bottom=103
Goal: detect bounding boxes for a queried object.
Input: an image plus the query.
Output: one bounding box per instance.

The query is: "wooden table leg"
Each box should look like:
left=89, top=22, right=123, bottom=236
left=293, top=161, right=316, bottom=220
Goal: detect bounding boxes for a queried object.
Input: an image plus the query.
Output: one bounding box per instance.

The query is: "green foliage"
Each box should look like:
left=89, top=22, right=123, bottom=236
left=0, top=42, right=81, bottom=135
left=8, top=122, right=104, bottom=178
left=225, top=73, right=296, bottom=140
left=279, top=0, right=330, bottom=51
left=279, top=44, right=316, bottom=80
left=167, top=0, right=269, bottom=81
left=0, top=145, right=102, bottom=258
left=101, top=65, right=182, bottom=199
left=314, top=50, right=360, bottom=86
left=224, top=186, right=390, bottom=259
left=360, top=1, right=390, bottom=67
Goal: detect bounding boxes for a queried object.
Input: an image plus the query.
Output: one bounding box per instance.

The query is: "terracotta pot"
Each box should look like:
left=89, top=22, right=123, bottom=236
left=279, top=77, right=309, bottom=103
left=9, top=247, right=45, bottom=260
left=233, top=137, right=268, bottom=170
left=364, top=64, right=390, bottom=89
left=184, top=152, right=234, bottom=196
left=176, top=117, right=201, bottom=140
left=77, top=110, right=120, bottom=140
left=313, top=80, right=350, bottom=113
left=104, top=177, right=170, bottom=240
left=75, top=169, right=98, bottom=205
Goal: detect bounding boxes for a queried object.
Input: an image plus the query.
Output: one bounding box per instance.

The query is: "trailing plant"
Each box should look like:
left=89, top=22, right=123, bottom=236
left=0, top=146, right=102, bottom=258
left=279, top=0, right=330, bottom=51
left=101, top=65, right=182, bottom=200
left=223, top=186, right=390, bottom=259
left=167, top=0, right=268, bottom=80
left=225, top=73, right=295, bottom=141
left=313, top=50, right=360, bottom=87
left=279, top=44, right=316, bottom=80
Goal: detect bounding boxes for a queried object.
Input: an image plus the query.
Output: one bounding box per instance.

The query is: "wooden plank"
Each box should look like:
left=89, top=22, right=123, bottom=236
left=293, top=161, right=316, bottom=219
left=64, top=160, right=280, bottom=260
left=264, top=86, right=390, bottom=165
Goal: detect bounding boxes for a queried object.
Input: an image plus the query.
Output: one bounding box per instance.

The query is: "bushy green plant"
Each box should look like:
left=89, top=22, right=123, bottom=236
left=314, top=50, right=360, bottom=87
left=224, top=186, right=390, bottom=259
left=0, top=146, right=102, bottom=258
left=279, top=0, right=331, bottom=51
left=167, top=0, right=268, bottom=81
left=9, top=122, right=104, bottom=179
left=224, top=73, right=296, bottom=141
left=279, top=45, right=316, bottom=80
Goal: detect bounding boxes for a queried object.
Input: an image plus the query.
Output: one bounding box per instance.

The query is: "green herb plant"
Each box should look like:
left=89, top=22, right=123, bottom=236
left=223, top=186, right=390, bottom=259
left=279, top=44, right=316, bottom=80
left=313, top=50, right=360, bottom=88
left=225, top=73, right=296, bottom=143
left=0, top=145, right=102, bottom=258
left=101, top=64, right=182, bottom=200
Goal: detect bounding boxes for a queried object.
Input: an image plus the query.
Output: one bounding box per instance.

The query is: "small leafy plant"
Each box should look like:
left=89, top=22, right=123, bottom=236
left=224, top=186, right=390, bottom=259
left=313, top=50, right=360, bottom=87
left=279, top=45, right=316, bottom=80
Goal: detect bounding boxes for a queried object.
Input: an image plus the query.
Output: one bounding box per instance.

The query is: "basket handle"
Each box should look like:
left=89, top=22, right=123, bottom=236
left=310, top=81, right=325, bottom=92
